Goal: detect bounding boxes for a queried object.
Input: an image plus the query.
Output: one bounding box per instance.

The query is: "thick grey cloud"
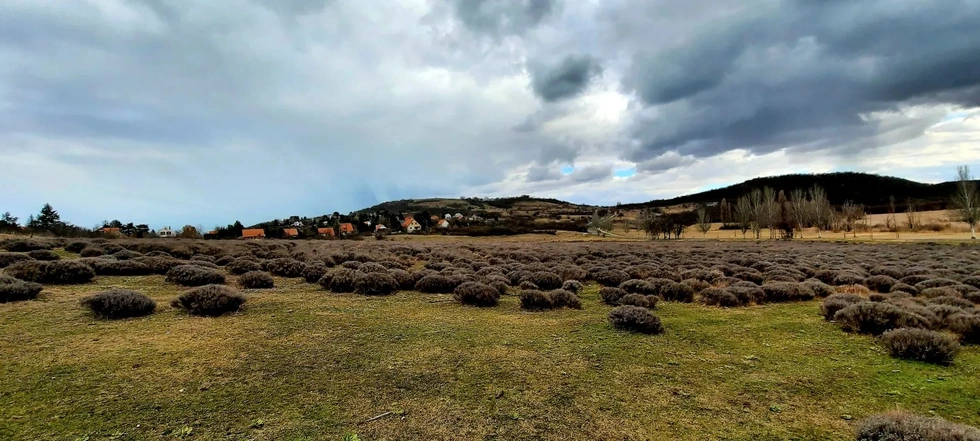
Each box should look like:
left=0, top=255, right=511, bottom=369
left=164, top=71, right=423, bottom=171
left=525, top=164, right=562, bottom=183
left=617, top=0, right=980, bottom=162
left=452, top=0, right=557, bottom=37
left=530, top=54, right=602, bottom=102
left=569, top=164, right=612, bottom=183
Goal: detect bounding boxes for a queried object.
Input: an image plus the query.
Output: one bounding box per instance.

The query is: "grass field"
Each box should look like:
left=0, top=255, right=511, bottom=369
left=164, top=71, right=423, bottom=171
left=2, top=272, right=978, bottom=440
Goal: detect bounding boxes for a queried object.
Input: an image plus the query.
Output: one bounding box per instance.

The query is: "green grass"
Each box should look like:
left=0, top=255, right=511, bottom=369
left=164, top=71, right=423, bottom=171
left=1, top=276, right=978, bottom=440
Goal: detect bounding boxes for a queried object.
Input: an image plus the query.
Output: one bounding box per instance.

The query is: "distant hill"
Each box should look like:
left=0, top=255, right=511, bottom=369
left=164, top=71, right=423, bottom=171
left=619, top=172, right=968, bottom=213
left=355, top=196, right=597, bottom=218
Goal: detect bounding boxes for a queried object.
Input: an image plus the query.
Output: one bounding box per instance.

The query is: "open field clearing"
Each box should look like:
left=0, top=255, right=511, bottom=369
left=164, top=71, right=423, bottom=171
left=2, top=238, right=980, bottom=440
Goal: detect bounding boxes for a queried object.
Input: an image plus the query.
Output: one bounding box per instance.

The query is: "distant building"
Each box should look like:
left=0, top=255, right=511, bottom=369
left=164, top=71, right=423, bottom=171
left=436, top=219, right=450, bottom=229
left=242, top=229, right=266, bottom=239
left=402, top=217, right=422, bottom=233
left=339, top=223, right=355, bottom=235
left=454, top=213, right=464, bottom=220
left=100, top=227, right=122, bottom=236
left=283, top=228, right=299, bottom=238
left=445, top=214, right=452, bottom=220
left=158, top=226, right=175, bottom=238
left=318, top=227, right=335, bottom=237
left=290, top=221, right=303, bottom=228
left=375, top=224, right=387, bottom=232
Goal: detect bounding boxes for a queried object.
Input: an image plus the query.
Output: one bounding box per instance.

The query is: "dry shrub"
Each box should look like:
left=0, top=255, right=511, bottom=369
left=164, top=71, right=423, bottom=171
left=0, top=252, right=33, bottom=268
left=190, top=254, right=216, bottom=263
left=880, top=328, right=960, bottom=365
left=962, top=276, right=980, bottom=289
left=215, top=255, right=236, bottom=267
left=928, top=296, right=976, bottom=310
left=682, top=278, right=710, bottom=293
left=262, top=258, right=307, bottom=278
left=238, top=271, right=274, bottom=289
left=111, top=250, right=143, bottom=260
left=549, top=289, right=582, bottom=309
left=915, top=278, right=960, bottom=291
left=0, top=275, right=43, bottom=303
left=227, top=258, right=263, bottom=275
left=354, top=272, right=399, bottom=296
left=802, top=279, right=835, bottom=298
left=165, top=265, right=225, bottom=287
left=821, top=294, right=865, bottom=320
left=133, top=256, right=183, bottom=274
left=86, top=259, right=152, bottom=276
left=171, top=285, right=245, bottom=316
left=1, top=239, right=51, bottom=252
left=832, top=272, right=866, bottom=286
left=358, top=262, right=389, bottom=274
left=729, top=285, right=765, bottom=305
left=80, top=247, right=105, bottom=257
left=319, top=268, right=356, bottom=293
left=453, top=282, right=500, bottom=307
left=620, top=279, right=659, bottom=295
left=600, top=287, right=626, bottom=305
left=64, top=241, right=88, bottom=253
left=593, top=269, right=630, bottom=287
left=761, top=282, right=815, bottom=303
left=947, top=312, right=980, bottom=344
left=951, top=284, right=980, bottom=297
left=608, top=305, right=664, bottom=334
left=561, top=280, right=583, bottom=294
left=5, top=260, right=95, bottom=285
left=27, top=249, right=60, bottom=261
left=519, top=289, right=553, bottom=311
left=834, top=302, right=931, bottom=335
left=555, top=265, right=587, bottom=282
left=837, top=284, right=872, bottom=295
left=701, top=287, right=741, bottom=307
left=80, top=289, right=156, bottom=319
left=388, top=269, right=418, bottom=290
left=928, top=304, right=966, bottom=323
left=415, top=275, right=460, bottom=294
left=620, top=293, right=658, bottom=309
left=899, top=274, right=932, bottom=286
left=856, top=411, right=980, bottom=441
left=659, top=281, right=695, bottom=303
left=919, top=287, right=960, bottom=299
left=864, top=275, right=898, bottom=293
left=518, top=280, right=539, bottom=290
left=889, top=283, right=919, bottom=295
left=301, top=263, right=328, bottom=284
left=523, top=271, right=563, bottom=290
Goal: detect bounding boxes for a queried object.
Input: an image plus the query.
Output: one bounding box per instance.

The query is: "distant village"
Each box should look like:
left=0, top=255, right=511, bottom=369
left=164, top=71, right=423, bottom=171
left=201, top=210, right=502, bottom=240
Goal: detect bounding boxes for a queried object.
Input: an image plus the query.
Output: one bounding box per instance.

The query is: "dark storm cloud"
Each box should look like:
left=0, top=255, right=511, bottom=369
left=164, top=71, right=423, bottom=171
left=619, top=0, right=980, bottom=163
left=636, top=153, right=696, bottom=174
left=530, top=54, right=602, bottom=102
left=525, top=164, right=562, bottom=182
left=452, top=0, right=557, bottom=37
left=569, top=164, right=612, bottom=183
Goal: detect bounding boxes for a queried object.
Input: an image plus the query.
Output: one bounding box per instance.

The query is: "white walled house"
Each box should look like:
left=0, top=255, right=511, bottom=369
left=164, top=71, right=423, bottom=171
left=158, top=226, right=175, bottom=237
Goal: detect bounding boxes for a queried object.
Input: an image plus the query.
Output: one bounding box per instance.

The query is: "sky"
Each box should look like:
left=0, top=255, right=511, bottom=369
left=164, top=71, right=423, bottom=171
left=1, top=0, right=979, bottom=229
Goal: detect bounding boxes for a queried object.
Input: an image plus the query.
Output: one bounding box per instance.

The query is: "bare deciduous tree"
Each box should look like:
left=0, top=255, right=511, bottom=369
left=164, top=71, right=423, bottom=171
left=886, top=195, right=899, bottom=238
left=696, top=205, right=712, bottom=237
left=905, top=198, right=921, bottom=232
left=734, top=196, right=753, bottom=239
left=789, top=188, right=809, bottom=238
left=808, top=185, right=832, bottom=238
left=841, top=201, right=865, bottom=238
left=749, top=189, right=764, bottom=239
left=719, top=198, right=732, bottom=228
left=952, top=165, right=980, bottom=240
